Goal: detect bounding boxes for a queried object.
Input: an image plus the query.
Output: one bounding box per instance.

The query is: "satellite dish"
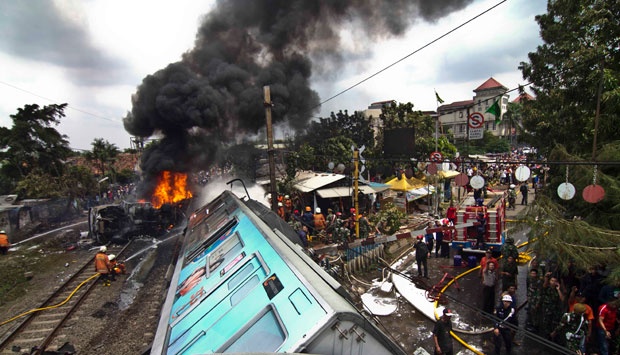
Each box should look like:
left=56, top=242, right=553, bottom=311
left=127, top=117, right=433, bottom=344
left=557, top=182, right=576, bottom=200
left=470, top=175, right=485, bottom=189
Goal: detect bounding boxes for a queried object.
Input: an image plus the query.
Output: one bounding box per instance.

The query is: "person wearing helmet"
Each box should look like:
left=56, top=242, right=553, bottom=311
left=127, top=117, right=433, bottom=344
left=301, top=206, right=315, bottom=237
left=108, top=254, right=127, bottom=278
left=313, top=207, right=326, bottom=237
left=94, top=246, right=112, bottom=286
left=501, top=236, right=519, bottom=262
left=0, top=230, right=10, bottom=255
left=507, top=184, right=517, bottom=210
left=494, top=294, right=517, bottom=355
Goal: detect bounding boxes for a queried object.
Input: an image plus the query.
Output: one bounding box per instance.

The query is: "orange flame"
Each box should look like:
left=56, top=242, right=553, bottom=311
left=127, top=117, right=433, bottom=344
left=151, top=171, right=193, bottom=208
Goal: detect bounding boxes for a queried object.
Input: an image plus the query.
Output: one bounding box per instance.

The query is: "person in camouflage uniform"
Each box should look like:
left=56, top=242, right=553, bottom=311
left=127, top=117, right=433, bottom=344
left=333, top=214, right=350, bottom=243
left=538, top=273, right=565, bottom=339
left=551, top=303, right=588, bottom=353
left=358, top=213, right=370, bottom=239
left=500, top=255, right=518, bottom=291
left=526, top=268, right=542, bottom=332
left=501, top=236, right=519, bottom=261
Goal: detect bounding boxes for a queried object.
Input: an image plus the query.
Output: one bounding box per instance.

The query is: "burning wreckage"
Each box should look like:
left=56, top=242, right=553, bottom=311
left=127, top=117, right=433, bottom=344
left=89, top=171, right=193, bottom=244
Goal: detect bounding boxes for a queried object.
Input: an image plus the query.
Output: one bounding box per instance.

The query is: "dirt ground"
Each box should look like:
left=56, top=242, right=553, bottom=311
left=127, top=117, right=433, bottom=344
left=0, top=187, right=548, bottom=355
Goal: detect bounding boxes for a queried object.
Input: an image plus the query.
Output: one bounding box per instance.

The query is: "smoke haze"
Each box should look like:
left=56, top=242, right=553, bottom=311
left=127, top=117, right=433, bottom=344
left=123, top=0, right=473, bottom=196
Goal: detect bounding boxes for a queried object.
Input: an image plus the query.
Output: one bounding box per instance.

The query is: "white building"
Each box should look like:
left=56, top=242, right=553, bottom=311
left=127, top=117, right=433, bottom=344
left=438, top=77, right=510, bottom=139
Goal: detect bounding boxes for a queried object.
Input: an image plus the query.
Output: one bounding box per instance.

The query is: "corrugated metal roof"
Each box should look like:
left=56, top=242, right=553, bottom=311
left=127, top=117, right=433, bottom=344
left=293, top=173, right=346, bottom=192
left=316, top=184, right=390, bottom=198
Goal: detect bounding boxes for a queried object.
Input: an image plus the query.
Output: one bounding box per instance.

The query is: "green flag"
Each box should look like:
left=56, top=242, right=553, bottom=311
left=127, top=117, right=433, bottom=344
left=486, top=100, right=501, bottom=124
left=435, top=90, right=444, bottom=104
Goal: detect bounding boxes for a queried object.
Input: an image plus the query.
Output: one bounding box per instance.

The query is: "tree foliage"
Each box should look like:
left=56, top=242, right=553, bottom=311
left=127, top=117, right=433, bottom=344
left=84, top=138, right=120, bottom=179
left=0, top=104, right=72, bottom=194
left=515, top=0, right=620, bottom=282
left=379, top=102, right=457, bottom=160
left=518, top=194, right=620, bottom=285
left=291, top=110, right=374, bottom=172
left=519, top=0, right=620, bottom=157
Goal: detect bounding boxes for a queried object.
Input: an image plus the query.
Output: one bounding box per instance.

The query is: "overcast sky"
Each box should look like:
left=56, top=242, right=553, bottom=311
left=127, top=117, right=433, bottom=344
left=0, top=0, right=547, bottom=151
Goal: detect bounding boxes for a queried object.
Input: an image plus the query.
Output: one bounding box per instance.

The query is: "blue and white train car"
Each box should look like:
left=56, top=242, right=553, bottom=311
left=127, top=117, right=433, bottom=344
left=152, top=190, right=406, bottom=355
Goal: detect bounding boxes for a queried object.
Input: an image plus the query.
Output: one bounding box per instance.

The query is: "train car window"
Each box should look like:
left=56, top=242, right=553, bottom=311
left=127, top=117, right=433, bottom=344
left=185, top=218, right=238, bottom=265
left=288, top=288, right=313, bottom=315
left=187, top=194, right=225, bottom=229
left=185, top=207, right=229, bottom=249
left=206, top=231, right=243, bottom=277
left=227, top=260, right=256, bottom=290
left=230, top=274, right=260, bottom=306
left=220, top=307, right=286, bottom=353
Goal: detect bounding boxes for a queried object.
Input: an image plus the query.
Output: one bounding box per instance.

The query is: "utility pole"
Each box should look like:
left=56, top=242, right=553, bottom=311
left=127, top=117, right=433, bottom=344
left=264, top=86, right=278, bottom=213
left=353, top=148, right=359, bottom=238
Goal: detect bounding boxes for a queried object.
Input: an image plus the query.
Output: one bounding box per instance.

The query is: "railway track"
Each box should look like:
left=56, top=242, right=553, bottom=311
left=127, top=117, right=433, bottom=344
left=0, top=243, right=132, bottom=354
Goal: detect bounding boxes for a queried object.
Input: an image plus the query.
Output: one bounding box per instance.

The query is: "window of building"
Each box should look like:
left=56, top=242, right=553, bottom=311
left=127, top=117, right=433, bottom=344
left=459, top=111, right=463, bottom=118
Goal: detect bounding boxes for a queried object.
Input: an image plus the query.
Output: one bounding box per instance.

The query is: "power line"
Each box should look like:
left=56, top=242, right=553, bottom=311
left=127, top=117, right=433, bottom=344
left=0, top=80, right=122, bottom=124
left=311, top=0, right=509, bottom=113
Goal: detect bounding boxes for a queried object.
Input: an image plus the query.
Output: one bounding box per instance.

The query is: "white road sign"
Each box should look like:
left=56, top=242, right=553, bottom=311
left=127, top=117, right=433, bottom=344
left=469, top=128, right=483, bottom=140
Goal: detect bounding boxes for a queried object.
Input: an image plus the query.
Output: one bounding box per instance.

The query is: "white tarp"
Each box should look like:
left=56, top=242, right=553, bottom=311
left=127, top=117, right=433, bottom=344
left=405, top=186, right=436, bottom=201
left=316, top=184, right=390, bottom=198
left=293, top=172, right=346, bottom=193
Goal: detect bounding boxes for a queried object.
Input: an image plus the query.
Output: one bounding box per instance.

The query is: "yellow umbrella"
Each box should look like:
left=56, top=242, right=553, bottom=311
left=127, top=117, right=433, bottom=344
left=407, top=176, right=427, bottom=189
left=385, top=174, right=416, bottom=191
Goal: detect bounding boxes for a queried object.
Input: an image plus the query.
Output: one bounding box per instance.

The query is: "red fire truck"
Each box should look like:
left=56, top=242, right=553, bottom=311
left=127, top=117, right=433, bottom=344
left=450, top=191, right=506, bottom=251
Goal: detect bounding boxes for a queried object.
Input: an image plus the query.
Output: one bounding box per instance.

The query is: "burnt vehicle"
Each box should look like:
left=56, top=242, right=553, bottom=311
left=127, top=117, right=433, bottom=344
left=88, top=200, right=189, bottom=244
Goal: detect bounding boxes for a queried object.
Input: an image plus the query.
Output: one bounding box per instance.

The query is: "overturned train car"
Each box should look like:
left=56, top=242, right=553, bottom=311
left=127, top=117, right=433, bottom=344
left=88, top=200, right=188, bottom=244
left=152, top=190, right=406, bottom=355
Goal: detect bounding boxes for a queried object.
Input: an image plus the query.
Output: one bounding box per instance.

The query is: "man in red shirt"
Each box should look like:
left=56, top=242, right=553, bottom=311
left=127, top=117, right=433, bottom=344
left=479, top=249, right=498, bottom=278
left=596, top=299, right=618, bottom=355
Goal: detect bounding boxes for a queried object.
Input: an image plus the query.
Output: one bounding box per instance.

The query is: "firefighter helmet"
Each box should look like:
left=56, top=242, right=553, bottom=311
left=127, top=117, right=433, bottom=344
left=99, top=246, right=107, bottom=253
left=315, top=207, right=321, bottom=214
left=108, top=254, right=116, bottom=261
left=0, top=230, right=5, bottom=234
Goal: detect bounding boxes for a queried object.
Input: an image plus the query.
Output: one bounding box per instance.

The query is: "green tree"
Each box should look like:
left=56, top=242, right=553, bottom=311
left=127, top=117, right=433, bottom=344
left=519, top=0, right=620, bottom=157
left=85, top=138, right=120, bottom=180
left=0, top=104, right=72, bottom=194
left=515, top=0, right=620, bottom=282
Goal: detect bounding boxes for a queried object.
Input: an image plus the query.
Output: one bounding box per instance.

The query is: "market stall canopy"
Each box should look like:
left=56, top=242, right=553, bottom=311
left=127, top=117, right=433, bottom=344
left=407, top=177, right=427, bottom=189
left=437, top=170, right=460, bottom=179
left=293, top=172, right=346, bottom=193
left=406, top=186, right=436, bottom=201
left=317, top=182, right=390, bottom=198
left=386, top=174, right=416, bottom=191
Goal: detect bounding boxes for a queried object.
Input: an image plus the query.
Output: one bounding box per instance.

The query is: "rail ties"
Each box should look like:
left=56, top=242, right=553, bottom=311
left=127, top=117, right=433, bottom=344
left=0, top=242, right=133, bottom=354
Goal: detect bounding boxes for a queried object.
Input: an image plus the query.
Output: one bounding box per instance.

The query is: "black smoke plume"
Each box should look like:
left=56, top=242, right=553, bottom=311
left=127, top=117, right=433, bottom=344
left=123, top=0, right=473, bottom=198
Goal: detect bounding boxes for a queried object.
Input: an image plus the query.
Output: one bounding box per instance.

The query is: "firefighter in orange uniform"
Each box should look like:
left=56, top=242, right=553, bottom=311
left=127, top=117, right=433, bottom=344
left=108, top=254, right=126, bottom=281
left=94, top=246, right=112, bottom=286
left=0, top=230, right=10, bottom=255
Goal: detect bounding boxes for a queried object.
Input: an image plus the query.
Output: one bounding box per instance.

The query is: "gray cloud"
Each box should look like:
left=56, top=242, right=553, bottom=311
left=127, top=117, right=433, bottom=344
left=124, top=0, right=475, bottom=191
left=0, top=1, right=130, bottom=86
